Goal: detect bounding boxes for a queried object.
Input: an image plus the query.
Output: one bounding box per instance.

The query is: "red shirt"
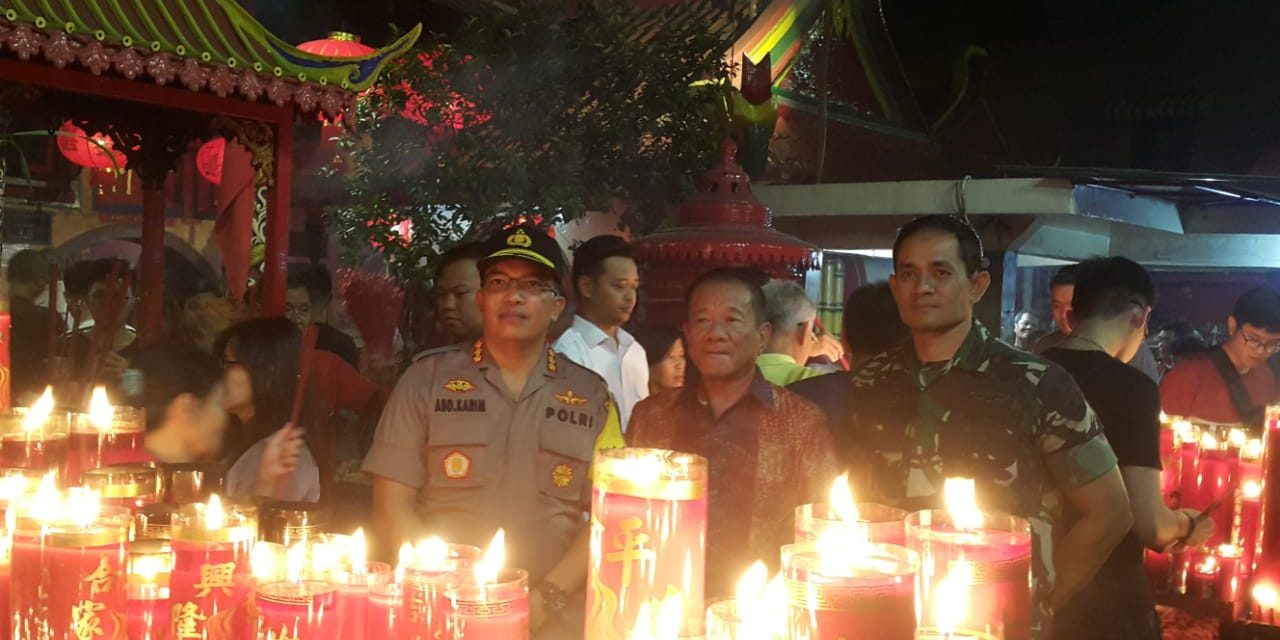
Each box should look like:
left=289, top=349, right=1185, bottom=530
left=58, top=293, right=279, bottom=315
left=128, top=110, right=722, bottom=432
left=1160, top=351, right=1278, bottom=424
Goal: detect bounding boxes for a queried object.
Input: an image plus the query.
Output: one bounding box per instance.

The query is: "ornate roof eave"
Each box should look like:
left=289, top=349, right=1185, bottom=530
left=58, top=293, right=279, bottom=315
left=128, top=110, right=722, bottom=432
left=0, top=0, right=421, bottom=123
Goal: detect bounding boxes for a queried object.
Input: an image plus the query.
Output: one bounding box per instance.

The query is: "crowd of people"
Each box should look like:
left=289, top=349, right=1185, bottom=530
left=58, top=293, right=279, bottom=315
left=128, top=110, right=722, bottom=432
left=10, top=212, right=1279, bottom=639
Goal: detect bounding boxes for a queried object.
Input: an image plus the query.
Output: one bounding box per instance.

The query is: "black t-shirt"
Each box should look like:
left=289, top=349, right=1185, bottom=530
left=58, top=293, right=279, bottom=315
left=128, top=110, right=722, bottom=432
left=1044, top=347, right=1161, bottom=630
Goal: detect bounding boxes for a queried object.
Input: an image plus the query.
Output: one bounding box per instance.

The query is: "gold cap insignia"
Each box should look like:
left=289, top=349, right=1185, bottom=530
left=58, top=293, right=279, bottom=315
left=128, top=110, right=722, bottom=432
left=554, top=390, right=588, bottom=406
left=443, top=379, right=475, bottom=393
left=552, top=463, right=574, bottom=488
left=507, top=229, right=533, bottom=248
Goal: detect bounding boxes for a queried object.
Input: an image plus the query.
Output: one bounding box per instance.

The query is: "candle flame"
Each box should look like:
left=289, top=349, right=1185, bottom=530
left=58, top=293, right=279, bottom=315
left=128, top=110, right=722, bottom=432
left=1173, top=419, right=1195, bottom=441
left=733, top=563, right=785, bottom=636
left=395, top=542, right=415, bottom=584
left=132, top=554, right=168, bottom=582
left=251, top=541, right=282, bottom=582
left=349, top=528, right=368, bottom=575
left=631, top=595, right=683, bottom=640
left=934, top=560, right=974, bottom=634
left=23, top=387, right=54, bottom=432
left=1218, top=543, right=1243, bottom=558
left=1229, top=428, right=1247, bottom=449
left=735, top=561, right=768, bottom=605
left=1246, top=438, right=1265, bottom=461
left=1246, top=480, right=1263, bottom=499
left=65, top=489, right=101, bottom=528
left=286, top=542, right=306, bottom=583
left=88, top=387, right=113, bottom=430
left=1201, top=432, right=1219, bottom=450
left=944, top=477, right=983, bottom=531
left=1196, top=554, right=1218, bottom=575
left=0, top=474, right=29, bottom=503
left=475, top=529, right=505, bottom=584
left=204, top=494, right=225, bottom=530
left=415, top=536, right=449, bottom=570
left=28, top=472, right=61, bottom=522
left=829, top=473, right=860, bottom=523
left=1255, top=583, right=1279, bottom=609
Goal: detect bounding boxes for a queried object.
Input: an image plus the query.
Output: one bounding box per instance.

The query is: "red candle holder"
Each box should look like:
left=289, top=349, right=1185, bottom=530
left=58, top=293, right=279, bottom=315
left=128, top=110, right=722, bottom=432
left=21, top=504, right=132, bottom=640
left=705, top=596, right=787, bottom=640
left=1195, top=446, right=1239, bottom=545
left=1186, top=549, right=1218, bottom=599
left=367, top=582, right=404, bottom=637
left=1251, top=407, right=1280, bottom=593
left=331, top=561, right=392, bottom=640
left=0, top=406, right=70, bottom=478
left=255, top=580, right=337, bottom=640
left=906, top=510, right=1032, bottom=640
left=795, top=502, right=908, bottom=547
left=446, top=567, right=529, bottom=640
left=64, top=405, right=145, bottom=487
left=127, top=539, right=172, bottom=640
left=402, top=542, right=480, bottom=640
left=83, top=464, right=160, bottom=513
left=1177, top=424, right=1201, bottom=509
left=782, top=543, right=918, bottom=640
left=1214, top=544, right=1245, bottom=617
left=169, top=497, right=255, bottom=640
left=586, top=448, right=707, bottom=638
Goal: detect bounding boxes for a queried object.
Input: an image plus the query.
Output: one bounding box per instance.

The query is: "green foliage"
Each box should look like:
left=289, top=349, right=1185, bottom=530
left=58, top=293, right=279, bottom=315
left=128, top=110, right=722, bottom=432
left=327, top=0, right=734, bottom=285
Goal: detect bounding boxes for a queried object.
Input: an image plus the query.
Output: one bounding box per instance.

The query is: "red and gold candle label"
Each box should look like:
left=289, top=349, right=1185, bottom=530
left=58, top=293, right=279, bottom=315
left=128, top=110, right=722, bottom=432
left=169, top=546, right=251, bottom=640
left=48, top=541, right=129, bottom=640
left=786, top=577, right=915, bottom=640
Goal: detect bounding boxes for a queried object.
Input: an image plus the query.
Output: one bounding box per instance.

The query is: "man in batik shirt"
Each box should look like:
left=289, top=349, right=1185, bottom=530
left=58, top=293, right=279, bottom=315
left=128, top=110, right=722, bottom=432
left=842, top=215, right=1131, bottom=640
left=628, top=267, right=838, bottom=598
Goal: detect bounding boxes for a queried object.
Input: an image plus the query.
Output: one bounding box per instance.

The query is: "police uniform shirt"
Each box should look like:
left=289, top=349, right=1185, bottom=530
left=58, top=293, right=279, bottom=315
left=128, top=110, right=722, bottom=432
left=362, top=339, right=625, bottom=582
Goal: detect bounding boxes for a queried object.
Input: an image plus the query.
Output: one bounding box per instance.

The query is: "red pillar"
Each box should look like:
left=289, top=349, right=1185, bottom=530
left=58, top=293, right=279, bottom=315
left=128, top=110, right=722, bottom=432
left=138, top=182, right=166, bottom=344
left=262, top=120, right=293, bottom=317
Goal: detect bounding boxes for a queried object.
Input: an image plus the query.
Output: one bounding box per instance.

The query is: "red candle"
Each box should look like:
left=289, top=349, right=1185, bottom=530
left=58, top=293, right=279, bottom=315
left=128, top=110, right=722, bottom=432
left=0, top=389, right=69, bottom=477
left=783, top=543, right=917, bottom=640
left=402, top=540, right=480, bottom=640
left=795, top=502, right=908, bottom=547
left=704, top=562, right=786, bottom=640
left=0, top=528, right=9, bottom=640
left=586, top=448, right=707, bottom=638
left=1214, top=544, right=1244, bottom=616
left=1241, top=439, right=1265, bottom=488
left=913, top=559, right=998, bottom=640
left=906, top=484, right=1033, bottom=640
left=1238, top=480, right=1263, bottom=576
left=168, top=495, right=254, bottom=640
left=0, top=311, right=10, bottom=409
left=44, top=506, right=132, bottom=640
left=256, top=580, right=337, bottom=640
left=82, top=464, right=160, bottom=513
left=1186, top=551, right=1218, bottom=599
left=332, top=560, right=392, bottom=640
left=64, top=389, right=145, bottom=486
left=367, top=582, right=404, bottom=638
left=1195, top=444, right=1239, bottom=544
left=1250, top=409, right=1280, bottom=592
left=446, top=568, right=529, bottom=640
left=1178, top=430, right=1201, bottom=509
left=1159, top=420, right=1181, bottom=502
left=127, top=540, right=171, bottom=640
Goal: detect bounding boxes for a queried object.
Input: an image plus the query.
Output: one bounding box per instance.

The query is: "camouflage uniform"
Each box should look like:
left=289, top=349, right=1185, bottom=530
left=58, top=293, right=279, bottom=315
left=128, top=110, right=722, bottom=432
left=842, top=321, right=1118, bottom=640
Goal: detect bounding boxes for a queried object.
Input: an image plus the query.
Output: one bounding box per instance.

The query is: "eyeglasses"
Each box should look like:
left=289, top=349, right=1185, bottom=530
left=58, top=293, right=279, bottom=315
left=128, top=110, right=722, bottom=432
left=1240, top=330, right=1280, bottom=354
left=482, top=275, right=558, bottom=296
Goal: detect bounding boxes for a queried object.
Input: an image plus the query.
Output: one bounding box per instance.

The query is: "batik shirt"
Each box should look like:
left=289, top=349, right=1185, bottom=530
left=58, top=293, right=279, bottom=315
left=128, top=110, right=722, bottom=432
left=843, top=321, right=1118, bottom=639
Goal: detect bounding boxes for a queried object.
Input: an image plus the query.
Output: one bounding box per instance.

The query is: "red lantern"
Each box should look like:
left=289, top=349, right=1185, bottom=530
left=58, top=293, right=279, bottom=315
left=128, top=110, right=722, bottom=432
left=196, top=138, right=226, bottom=185
left=296, top=31, right=375, bottom=58
left=57, top=121, right=126, bottom=170
left=367, top=217, right=413, bottom=250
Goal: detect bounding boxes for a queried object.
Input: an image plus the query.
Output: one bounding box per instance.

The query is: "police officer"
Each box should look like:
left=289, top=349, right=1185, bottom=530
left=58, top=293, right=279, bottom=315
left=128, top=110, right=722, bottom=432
left=363, top=225, right=624, bottom=638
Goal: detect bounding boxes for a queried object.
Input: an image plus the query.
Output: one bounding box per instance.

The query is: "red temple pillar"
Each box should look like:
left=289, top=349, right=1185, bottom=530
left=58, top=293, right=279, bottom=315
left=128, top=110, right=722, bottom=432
left=262, top=120, right=293, bottom=317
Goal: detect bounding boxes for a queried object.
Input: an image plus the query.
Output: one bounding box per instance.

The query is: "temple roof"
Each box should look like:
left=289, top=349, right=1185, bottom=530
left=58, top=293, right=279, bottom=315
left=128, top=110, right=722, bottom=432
left=0, top=0, right=420, bottom=119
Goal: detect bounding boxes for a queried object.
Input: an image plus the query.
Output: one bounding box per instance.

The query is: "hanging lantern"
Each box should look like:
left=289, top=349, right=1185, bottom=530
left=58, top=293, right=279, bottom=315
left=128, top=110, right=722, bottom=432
left=297, top=31, right=375, bottom=58
left=367, top=217, right=413, bottom=250
left=57, top=121, right=126, bottom=171
left=196, top=138, right=226, bottom=185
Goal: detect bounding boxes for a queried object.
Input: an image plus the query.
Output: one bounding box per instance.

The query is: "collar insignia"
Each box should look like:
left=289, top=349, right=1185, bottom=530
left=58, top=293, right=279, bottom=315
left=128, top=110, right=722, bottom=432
left=472, top=340, right=485, bottom=364
left=547, top=348, right=557, bottom=373
left=443, top=379, right=475, bottom=393
left=554, top=390, right=588, bottom=406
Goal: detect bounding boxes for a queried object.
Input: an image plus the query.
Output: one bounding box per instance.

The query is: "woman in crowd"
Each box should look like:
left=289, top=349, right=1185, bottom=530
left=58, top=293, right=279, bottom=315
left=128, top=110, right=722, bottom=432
left=215, top=318, right=320, bottom=502
left=634, top=325, right=686, bottom=395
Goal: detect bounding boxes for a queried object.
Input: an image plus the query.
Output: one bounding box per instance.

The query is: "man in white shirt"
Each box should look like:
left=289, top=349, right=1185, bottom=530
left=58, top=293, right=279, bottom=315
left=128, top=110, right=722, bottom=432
left=553, top=235, right=649, bottom=430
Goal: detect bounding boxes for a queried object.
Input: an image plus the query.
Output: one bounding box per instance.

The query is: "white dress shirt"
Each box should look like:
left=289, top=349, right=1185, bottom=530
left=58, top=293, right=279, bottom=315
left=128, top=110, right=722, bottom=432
left=553, top=315, right=649, bottom=431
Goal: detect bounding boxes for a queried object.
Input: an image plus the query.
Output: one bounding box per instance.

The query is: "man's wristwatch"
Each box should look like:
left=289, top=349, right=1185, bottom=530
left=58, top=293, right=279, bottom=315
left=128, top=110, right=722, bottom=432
left=534, top=581, right=569, bottom=618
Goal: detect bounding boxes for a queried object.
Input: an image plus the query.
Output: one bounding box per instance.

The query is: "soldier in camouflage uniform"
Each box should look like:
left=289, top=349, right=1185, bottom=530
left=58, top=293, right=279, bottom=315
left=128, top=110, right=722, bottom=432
left=841, top=215, right=1132, bottom=640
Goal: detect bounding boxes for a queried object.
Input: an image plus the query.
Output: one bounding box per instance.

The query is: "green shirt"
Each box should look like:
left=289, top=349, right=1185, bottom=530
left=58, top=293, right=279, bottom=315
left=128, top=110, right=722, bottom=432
left=756, top=353, right=824, bottom=386
left=843, top=320, right=1118, bottom=639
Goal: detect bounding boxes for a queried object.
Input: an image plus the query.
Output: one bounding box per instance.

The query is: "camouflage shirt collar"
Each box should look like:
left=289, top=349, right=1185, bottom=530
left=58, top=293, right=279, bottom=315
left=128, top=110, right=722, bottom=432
left=898, top=320, right=994, bottom=376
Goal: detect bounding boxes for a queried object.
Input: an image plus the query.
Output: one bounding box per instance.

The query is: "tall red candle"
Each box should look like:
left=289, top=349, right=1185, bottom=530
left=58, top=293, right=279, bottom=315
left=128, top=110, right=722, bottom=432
left=1177, top=431, right=1201, bottom=510
left=446, top=568, right=529, bottom=640
left=1196, top=446, right=1239, bottom=545
left=127, top=540, right=171, bottom=640
left=43, top=506, right=132, bottom=640
left=168, top=495, right=254, bottom=640
left=256, top=580, right=337, bottom=640
left=332, top=561, right=392, bottom=640
left=586, top=448, right=707, bottom=638
left=367, top=582, right=403, bottom=638
left=906, top=510, right=1033, bottom=640
left=64, top=390, right=146, bottom=486
left=1160, top=423, right=1181, bottom=502
left=1249, top=408, right=1280, bottom=597
left=1237, top=480, right=1263, bottom=577
left=402, top=541, right=479, bottom=640
left=783, top=543, right=917, bottom=640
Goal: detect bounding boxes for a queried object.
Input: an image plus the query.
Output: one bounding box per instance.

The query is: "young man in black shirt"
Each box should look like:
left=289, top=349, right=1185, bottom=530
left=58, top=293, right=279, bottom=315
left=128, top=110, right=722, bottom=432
left=1044, top=256, right=1213, bottom=639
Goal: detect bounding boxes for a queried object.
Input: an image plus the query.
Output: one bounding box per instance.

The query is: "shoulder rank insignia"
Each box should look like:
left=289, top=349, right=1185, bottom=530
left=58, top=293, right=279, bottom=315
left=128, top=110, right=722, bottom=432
left=472, top=340, right=485, bottom=364
left=442, top=450, right=472, bottom=480
left=551, top=463, right=574, bottom=488
left=554, top=390, right=588, bottom=406
left=443, top=379, right=475, bottom=393
left=547, top=348, right=558, bottom=373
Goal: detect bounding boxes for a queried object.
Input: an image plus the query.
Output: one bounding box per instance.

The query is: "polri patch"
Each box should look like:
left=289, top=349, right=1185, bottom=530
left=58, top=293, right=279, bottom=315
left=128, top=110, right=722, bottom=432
left=442, top=450, right=472, bottom=480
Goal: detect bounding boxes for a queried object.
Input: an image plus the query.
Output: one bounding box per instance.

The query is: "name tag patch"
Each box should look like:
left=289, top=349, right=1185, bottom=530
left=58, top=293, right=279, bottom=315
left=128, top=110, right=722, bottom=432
left=436, top=397, right=486, bottom=412
left=545, top=406, right=594, bottom=428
